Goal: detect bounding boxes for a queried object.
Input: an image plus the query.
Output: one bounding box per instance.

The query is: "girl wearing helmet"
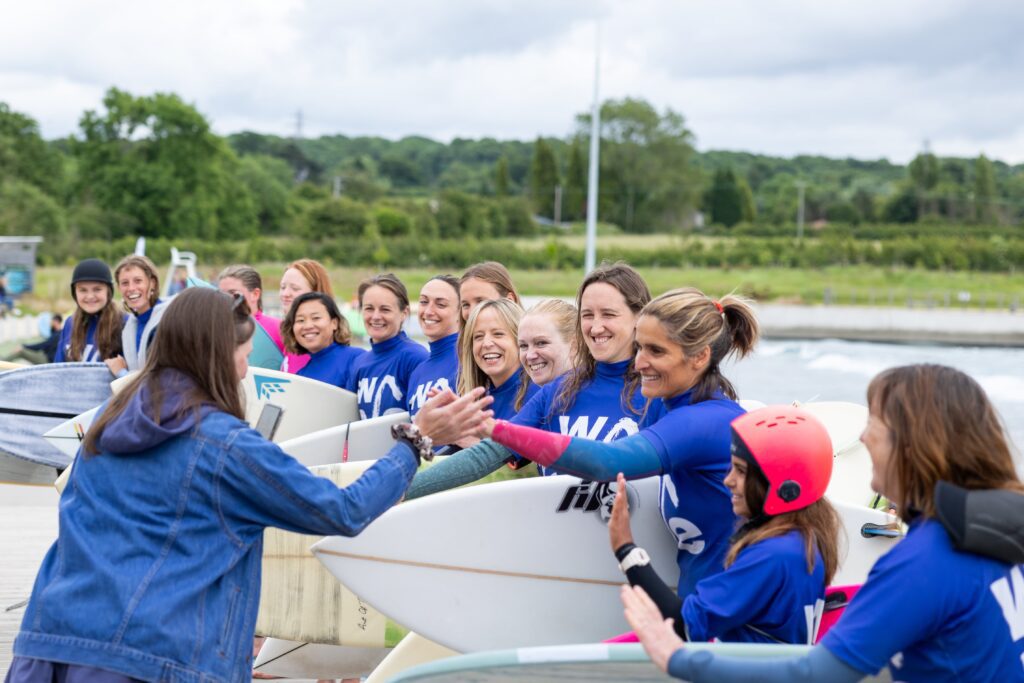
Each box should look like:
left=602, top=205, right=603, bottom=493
left=483, top=287, right=758, bottom=597
left=54, top=258, right=124, bottom=363
left=622, top=364, right=1024, bottom=683
left=607, top=405, right=840, bottom=645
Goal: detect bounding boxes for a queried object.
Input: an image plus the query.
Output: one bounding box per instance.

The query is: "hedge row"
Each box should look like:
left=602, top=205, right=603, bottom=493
left=39, top=234, right=1024, bottom=272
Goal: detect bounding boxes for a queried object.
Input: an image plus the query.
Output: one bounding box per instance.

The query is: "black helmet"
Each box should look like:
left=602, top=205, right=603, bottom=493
left=70, top=258, right=114, bottom=298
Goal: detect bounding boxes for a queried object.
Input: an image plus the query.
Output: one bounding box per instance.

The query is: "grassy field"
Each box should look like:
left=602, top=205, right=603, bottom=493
left=23, top=263, right=1024, bottom=315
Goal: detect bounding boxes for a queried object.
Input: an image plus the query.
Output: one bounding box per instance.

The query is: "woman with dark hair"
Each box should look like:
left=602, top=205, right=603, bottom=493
left=278, top=258, right=335, bottom=374
left=484, top=287, right=760, bottom=597
left=608, top=405, right=840, bottom=645
left=105, top=255, right=167, bottom=375
left=5, top=287, right=452, bottom=683
left=623, top=364, right=1024, bottom=682
left=406, top=275, right=461, bottom=417
left=54, top=258, right=124, bottom=363
left=281, top=291, right=366, bottom=390
left=350, top=273, right=428, bottom=419
left=218, top=264, right=285, bottom=354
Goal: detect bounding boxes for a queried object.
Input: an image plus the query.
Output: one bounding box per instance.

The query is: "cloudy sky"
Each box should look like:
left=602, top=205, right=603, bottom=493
left=2, top=0, right=1022, bottom=163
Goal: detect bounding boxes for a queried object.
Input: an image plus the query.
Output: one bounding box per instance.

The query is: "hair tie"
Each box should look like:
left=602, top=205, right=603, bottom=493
left=713, top=300, right=724, bottom=314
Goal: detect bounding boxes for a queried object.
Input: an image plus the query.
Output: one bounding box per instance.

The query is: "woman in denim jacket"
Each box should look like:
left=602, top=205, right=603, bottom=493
left=6, top=288, right=484, bottom=683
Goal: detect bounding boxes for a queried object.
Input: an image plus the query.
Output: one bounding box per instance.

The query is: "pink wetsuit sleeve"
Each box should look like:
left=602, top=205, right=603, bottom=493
left=491, top=420, right=571, bottom=467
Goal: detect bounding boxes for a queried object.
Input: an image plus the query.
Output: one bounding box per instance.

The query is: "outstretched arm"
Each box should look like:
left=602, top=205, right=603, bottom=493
left=621, top=586, right=865, bottom=683
left=489, top=420, right=663, bottom=481
left=405, top=438, right=515, bottom=500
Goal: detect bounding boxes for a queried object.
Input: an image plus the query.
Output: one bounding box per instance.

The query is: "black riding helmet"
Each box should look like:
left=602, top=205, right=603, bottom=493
left=70, top=259, right=114, bottom=300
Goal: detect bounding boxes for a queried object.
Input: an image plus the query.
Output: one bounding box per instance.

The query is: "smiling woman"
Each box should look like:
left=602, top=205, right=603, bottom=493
left=54, top=258, right=123, bottom=363
left=280, top=292, right=365, bottom=391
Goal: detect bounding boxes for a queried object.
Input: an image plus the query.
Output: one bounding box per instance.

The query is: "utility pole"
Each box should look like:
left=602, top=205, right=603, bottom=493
left=584, top=21, right=602, bottom=274
left=554, top=185, right=563, bottom=225
left=795, top=181, right=806, bottom=240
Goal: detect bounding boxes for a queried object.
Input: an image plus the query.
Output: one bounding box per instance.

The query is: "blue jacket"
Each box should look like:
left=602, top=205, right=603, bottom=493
left=14, top=369, right=417, bottom=682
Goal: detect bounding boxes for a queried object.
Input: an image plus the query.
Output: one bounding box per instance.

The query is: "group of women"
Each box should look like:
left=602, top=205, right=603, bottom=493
left=8, top=257, right=1023, bottom=683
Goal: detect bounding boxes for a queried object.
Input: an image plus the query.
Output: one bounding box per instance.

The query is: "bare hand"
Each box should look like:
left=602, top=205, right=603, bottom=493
left=413, top=387, right=494, bottom=445
left=608, top=472, right=634, bottom=552
left=104, top=355, right=128, bottom=376
left=621, top=585, right=684, bottom=673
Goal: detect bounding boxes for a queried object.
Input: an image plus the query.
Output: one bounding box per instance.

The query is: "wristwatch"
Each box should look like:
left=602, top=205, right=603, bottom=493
left=618, top=546, right=651, bottom=574
left=391, top=422, right=435, bottom=464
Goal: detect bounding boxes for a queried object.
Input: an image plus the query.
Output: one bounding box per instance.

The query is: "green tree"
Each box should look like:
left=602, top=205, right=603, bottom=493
left=0, top=179, right=66, bottom=240
left=304, top=196, right=369, bottom=239
left=577, top=98, right=698, bottom=232
left=738, top=176, right=757, bottom=223
left=563, top=139, right=587, bottom=221
left=0, top=103, right=64, bottom=196
left=908, top=150, right=939, bottom=218
left=237, top=155, right=291, bottom=233
left=704, top=169, right=743, bottom=227
left=75, top=88, right=257, bottom=239
left=529, top=137, right=560, bottom=218
left=494, top=156, right=511, bottom=197
left=973, top=154, right=997, bottom=224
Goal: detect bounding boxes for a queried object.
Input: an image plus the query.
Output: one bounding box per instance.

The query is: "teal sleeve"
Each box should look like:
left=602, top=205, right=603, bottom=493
left=667, top=644, right=866, bottom=682
left=404, top=439, right=514, bottom=500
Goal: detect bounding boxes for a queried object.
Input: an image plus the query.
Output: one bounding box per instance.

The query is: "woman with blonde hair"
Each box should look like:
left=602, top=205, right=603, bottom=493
left=457, top=297, right=536, bottom=421
left=623, top=363, right=1024, bottom=682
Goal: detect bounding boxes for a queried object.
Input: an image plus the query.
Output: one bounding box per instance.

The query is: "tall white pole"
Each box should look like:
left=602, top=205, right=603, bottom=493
left=584, top=22, right=601, bottom=275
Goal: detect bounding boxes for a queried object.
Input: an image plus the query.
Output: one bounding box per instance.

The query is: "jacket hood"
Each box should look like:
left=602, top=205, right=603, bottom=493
left=935, top=480, right=1024, bottom=565
left=97, top=369, right=216, bottom=454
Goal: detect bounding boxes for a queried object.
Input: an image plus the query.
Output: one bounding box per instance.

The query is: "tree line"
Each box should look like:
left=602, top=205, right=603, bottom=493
left=1, top=88, right=1023, bottom=268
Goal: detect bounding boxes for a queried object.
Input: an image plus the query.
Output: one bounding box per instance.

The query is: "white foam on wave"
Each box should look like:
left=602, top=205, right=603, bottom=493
left=806, top=353, right=889, bottom=378
left=978, top=375, right=1024, bottom=404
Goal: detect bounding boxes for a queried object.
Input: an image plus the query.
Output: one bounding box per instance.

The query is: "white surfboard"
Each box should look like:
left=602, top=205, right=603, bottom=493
left=278, top=412, right=409, bottom=467
left=252, top=638, right=390, bottom=679
left=364, top=633, right=458, bottom=683
left=240, top=367, right=359, bottom=442
left=43, top=406, right=102, bottom=459
left=390, top=642, right=893, bottom=682
left=313, top=474, right=901, bottom=653
left=799, top=401, right=876, bottom=508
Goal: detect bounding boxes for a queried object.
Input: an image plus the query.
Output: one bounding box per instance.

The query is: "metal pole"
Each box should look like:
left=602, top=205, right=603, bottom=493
left=584, top=22, right=601, bottom=274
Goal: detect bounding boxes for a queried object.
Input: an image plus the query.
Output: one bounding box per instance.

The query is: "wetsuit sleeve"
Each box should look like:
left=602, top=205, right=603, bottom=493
left=491, top=420, right=663, bottom=481
left=616, top=544, right=685, bottom=638
left=667, top=645, right=864, bottom=682
left=220, top=426, right=418, bottom=537
left=404, top=438, right=514, bottom=500
left=53, top=320, right=71, bottom=363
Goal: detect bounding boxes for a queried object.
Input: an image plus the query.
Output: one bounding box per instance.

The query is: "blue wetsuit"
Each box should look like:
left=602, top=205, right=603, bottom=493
left=54, top=316, right=98, bottom=363
left=350, top=331, right=428, bottom=418
left=405, top=332, right=459, bottom=417
left=683, top=530, right=824, bottom=644
left=297, top=342, right=366, bottom=391
left=488, top=367, right=538, bottom=421
left=512, top=359, right=653, bottom=474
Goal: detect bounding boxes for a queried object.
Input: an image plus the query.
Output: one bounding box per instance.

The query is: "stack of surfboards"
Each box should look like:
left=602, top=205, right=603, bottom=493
left=0, top=363, right=114, bottom=485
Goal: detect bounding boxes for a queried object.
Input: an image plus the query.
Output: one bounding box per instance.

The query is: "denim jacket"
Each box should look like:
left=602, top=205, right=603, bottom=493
left=14, top=371, right=417, bottom=682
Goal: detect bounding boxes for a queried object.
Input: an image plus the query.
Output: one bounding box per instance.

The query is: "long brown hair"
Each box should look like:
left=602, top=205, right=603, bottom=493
left=69, top=283, right=123, bottom=361
left=113, top=255, right=160, bottom=313
left=641, top=288, right=759, bottom=402
left=82, top=289, right=255, bottom=455
left=554, top=262, right=651, bottom=416
left=726, top=464, right=841, bottom=585
left=867, top=364, right=1024, bottom=522
left=280, top=292, right=353, bottom=354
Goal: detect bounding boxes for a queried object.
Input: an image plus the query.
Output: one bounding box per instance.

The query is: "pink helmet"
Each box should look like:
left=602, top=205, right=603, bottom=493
left=730, top=406, right=833, bottom=515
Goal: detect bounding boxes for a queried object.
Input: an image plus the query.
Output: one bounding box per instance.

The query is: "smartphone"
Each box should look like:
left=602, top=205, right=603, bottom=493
left=255, top=403, right=285, bottom=440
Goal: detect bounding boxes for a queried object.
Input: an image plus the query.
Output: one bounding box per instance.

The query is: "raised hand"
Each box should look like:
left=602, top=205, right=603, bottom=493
left=413, top=387, right=494, bottom=446
left=621, top=585, right=684, bottom=673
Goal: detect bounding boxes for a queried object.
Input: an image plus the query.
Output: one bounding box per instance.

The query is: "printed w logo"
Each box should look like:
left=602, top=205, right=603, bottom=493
left=254, top=375, right=291, bottom=400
